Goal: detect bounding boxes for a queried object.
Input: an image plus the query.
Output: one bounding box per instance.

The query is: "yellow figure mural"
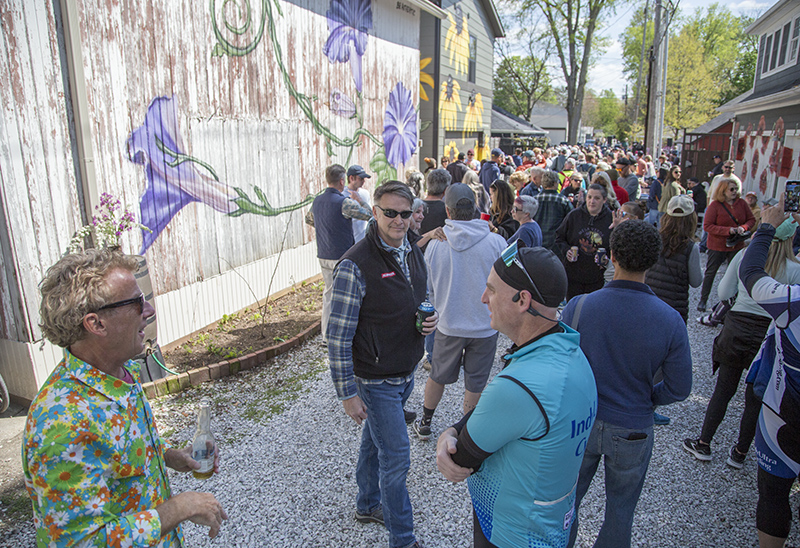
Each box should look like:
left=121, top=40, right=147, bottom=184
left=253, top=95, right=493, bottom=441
left=444, top=4, right=470, bottom=76
left=475, top=141, right=490, bottom=162
left=420, top=57, right=434, bottom=102
left=463, top=90, right=483, bottom=137
left=440, top=75, right=462, bottom=131
left=444, top=141, right=459, bottom=161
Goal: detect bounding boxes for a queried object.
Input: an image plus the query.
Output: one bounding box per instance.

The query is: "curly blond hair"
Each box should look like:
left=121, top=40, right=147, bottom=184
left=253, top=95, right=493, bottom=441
left=39, top=249, right=139, bottom=347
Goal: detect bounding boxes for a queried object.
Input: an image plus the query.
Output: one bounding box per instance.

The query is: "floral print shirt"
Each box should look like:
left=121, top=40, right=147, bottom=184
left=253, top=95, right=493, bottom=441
left=22, top=351, right=182, bottom=547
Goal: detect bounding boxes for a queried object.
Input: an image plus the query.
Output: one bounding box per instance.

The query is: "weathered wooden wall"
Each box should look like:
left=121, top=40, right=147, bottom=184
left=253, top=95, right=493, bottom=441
left=0, top=1, right=84, bottom=344
left=0, top=0, right=422, bottom=398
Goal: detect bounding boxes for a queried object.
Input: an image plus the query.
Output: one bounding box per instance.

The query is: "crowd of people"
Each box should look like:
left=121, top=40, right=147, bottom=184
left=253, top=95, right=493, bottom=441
left=20, top=143, right=799, bottom=548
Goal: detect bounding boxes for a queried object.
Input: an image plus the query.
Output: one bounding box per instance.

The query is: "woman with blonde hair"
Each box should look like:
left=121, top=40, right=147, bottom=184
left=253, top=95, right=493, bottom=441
left=697, top=178, right=756, bottom=311
left=463, top=170, right=491, bottom=214
left=590, top=171, right=618, bottom=210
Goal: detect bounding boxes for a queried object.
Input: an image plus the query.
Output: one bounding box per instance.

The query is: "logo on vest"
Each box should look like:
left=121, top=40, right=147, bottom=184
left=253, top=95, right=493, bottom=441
left=381, top=272, right=396, bottom=278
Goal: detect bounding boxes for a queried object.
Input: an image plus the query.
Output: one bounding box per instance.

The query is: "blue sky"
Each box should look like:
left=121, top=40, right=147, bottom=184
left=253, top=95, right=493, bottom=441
left=586, top=0, right=773, bottom=97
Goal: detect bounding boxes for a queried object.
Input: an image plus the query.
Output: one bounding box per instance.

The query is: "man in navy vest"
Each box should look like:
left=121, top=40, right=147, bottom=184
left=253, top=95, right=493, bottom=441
left=306, top=164, right=372, bottom=346
left=327, top=181, right=438, bottom=548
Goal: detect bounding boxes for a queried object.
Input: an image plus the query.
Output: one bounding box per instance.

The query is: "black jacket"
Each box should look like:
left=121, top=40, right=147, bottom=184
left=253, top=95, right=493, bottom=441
left=340, top=223, right=427, bottom=379
left=554, top=204, right=613, bottom=285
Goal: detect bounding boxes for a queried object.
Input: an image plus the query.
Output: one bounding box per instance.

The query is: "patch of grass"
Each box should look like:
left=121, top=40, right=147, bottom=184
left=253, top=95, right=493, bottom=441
left=239, top=364, right=325, bottom=425
left=0, top=489, right=33, bottom=526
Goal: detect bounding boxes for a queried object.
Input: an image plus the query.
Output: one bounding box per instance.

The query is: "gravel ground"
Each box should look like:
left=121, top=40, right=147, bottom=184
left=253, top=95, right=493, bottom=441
left=5, top=254, right=800, bottom=547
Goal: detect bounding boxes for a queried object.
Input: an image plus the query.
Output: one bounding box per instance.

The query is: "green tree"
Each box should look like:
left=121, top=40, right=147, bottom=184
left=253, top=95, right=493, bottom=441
left=683, top=4, right=757, bottom=105
left=493, top=55, right=554, bottom=120
left=664, top=26, right=717, bottom=139
left=512, top=0, right=619, bottom=143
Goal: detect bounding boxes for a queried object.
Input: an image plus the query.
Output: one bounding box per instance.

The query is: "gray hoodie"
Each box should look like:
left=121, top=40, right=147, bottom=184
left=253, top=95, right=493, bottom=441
left=424, top=219, right=507, bottom=338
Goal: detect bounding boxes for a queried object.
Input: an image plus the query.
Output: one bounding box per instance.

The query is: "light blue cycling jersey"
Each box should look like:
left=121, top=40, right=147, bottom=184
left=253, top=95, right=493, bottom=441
left=466, top=325, right=597, bottom=548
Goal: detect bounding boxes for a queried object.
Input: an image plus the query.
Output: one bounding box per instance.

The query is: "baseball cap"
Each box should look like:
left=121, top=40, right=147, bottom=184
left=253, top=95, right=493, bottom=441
left=468, top=149, right=475, bottom=154
left=745, top=191, right=757, bottom=198
left=774, top=217, right=797, bottom=241
left=347, top=165, right=371, bottom=178
left=491, top=148, right=504, bottom=158
left=493, top=244, right=567, bottom=308
left=444, top=183, right=476, bottom=210
left=615, top=157, right=633, bottom=166
left=666, top=194, right=695, bottom=217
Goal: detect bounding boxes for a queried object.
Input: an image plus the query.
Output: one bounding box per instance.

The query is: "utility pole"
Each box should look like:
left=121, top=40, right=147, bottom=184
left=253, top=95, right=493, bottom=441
left=633, top=0, right=649, bottom=126
left=645, top=0, right=665, bottom=156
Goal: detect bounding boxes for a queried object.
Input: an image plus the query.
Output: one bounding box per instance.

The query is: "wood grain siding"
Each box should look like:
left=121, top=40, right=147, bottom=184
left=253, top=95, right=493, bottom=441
left=1, top=0, right=421, bottom=398
left=0, top=0, right=82, bottom=342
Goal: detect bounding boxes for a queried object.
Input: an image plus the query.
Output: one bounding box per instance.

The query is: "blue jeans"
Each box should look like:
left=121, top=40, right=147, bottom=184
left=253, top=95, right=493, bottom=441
left=425, top=331, right=435, bottom=364
left=568, top=419, right=654, bottom=548
left=355, top=378, right=415, bottom=548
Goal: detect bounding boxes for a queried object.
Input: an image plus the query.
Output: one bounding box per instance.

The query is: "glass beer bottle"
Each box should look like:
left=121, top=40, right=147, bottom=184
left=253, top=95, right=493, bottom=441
left=191, top=401, right=215, bottom=479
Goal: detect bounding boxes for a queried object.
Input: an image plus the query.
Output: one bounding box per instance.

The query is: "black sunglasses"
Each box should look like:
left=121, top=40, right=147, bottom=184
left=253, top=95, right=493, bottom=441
left=98, top=294, right=145, bottom=313
left=376, top=205, right=413, bottom=219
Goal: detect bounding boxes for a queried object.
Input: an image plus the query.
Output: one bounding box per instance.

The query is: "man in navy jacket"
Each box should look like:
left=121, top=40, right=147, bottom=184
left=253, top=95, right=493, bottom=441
left=562, top=220, right=692, bottom=548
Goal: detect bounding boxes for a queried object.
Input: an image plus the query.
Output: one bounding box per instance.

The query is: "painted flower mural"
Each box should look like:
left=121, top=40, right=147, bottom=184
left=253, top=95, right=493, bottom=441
left=463, top=90, right=483, bottom=137
left=323, top=0, right=373, bottom=93
left=383, top=82, right=417, bottom=168
left=128, top=96, right=321, bottom=252
left=444, top=141, right=459, bottom=161
left=440, top=75, right=462, bottom=131
left=127, top=96, right=238, bottom=253
left=420, top=57, right=434, bottom=102
left=329, top=88, right=357, bottom=118
left=444, top=4, right=469, bottom=76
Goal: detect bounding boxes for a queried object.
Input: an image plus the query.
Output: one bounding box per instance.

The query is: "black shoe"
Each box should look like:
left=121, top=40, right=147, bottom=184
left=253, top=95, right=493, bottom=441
left=697, top=301, right=707, bottom=312
left=355, top=506, right=384, bottom=526
left=403, top=409, right=417, bottom=424
left=682, top=438, right=712, bottom=461
left=413, top=418, right=432, bottom=440
left=726, top=446, right=746, bottom=469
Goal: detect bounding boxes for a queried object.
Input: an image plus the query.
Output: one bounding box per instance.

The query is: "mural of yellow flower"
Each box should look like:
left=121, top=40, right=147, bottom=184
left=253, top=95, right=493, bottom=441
left=463, top=90, right=483, bottom=137
left=440, top=75, right=462, bottom=131
left=444, top=141, right=459, bottom=161
left=420, top=57, right=434, bottom=102
left=475, top=141, right=490, bottom=162
left=444, top=4, right=470, bottom=76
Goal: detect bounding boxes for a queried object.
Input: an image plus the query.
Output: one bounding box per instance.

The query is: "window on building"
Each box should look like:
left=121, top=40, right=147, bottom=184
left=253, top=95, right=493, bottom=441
left=468, top=35, right=477, bottom=84
left=762, top=17, right=800, bottom=77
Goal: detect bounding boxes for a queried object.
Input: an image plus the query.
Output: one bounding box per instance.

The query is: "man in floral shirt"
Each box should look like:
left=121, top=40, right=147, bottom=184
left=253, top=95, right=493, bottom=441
left=23, top=249, right=227, bottom=547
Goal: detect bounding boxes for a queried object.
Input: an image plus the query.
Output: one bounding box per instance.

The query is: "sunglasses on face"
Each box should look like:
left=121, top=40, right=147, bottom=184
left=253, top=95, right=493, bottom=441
left=98, top=294, right=145, bottom=313
left=376, top=205, right=413, bottom=219
left=724, top=166, right=733, bottom=170
left=500, top=241, right=546, bottom=305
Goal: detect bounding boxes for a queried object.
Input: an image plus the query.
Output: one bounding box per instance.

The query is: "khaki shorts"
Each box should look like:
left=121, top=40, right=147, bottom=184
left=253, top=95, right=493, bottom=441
left=431, top=332, right=498, bottom=392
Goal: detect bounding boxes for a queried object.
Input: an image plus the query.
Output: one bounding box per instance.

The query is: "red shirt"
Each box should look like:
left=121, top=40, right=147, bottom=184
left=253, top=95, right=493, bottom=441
left=703, top=198, right=757, bottom=252
left=612, top=183, right=630, bottom=205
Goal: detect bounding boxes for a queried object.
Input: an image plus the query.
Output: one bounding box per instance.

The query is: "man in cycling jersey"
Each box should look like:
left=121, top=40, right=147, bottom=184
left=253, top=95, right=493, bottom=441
left=436, top=244, right=597, bottom=548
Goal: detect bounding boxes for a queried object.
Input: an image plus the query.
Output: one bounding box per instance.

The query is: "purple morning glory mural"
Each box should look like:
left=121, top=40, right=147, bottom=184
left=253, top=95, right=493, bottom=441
left=383, top=82, right=417, bottom=168
left=127, top=96, right=238, bottom=253
left=323, top=0, right=372, bottom=93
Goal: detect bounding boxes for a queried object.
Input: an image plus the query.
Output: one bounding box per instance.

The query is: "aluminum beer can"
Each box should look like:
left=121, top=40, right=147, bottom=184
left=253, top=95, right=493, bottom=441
left=595, top=247, right=606, bottom=265
left=416, top=301, right=435, bottom=333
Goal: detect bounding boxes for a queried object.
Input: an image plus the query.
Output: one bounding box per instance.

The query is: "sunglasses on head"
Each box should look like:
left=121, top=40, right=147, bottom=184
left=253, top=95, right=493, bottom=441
left=376, top=205, right=413, bottom=219
left=500, top=241, right=545, bottom=305
left=98, top=294, right=145, bottom=313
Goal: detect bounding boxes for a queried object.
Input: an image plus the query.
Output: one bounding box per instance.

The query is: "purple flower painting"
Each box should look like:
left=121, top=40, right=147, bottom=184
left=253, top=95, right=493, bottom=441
left=127, top=96, right=237, bottom=253
left=330, top=88, right=357, bottom=118
left=323, top=0, right=372, bottom=92
left=383, top=82, right=417, bottom=168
